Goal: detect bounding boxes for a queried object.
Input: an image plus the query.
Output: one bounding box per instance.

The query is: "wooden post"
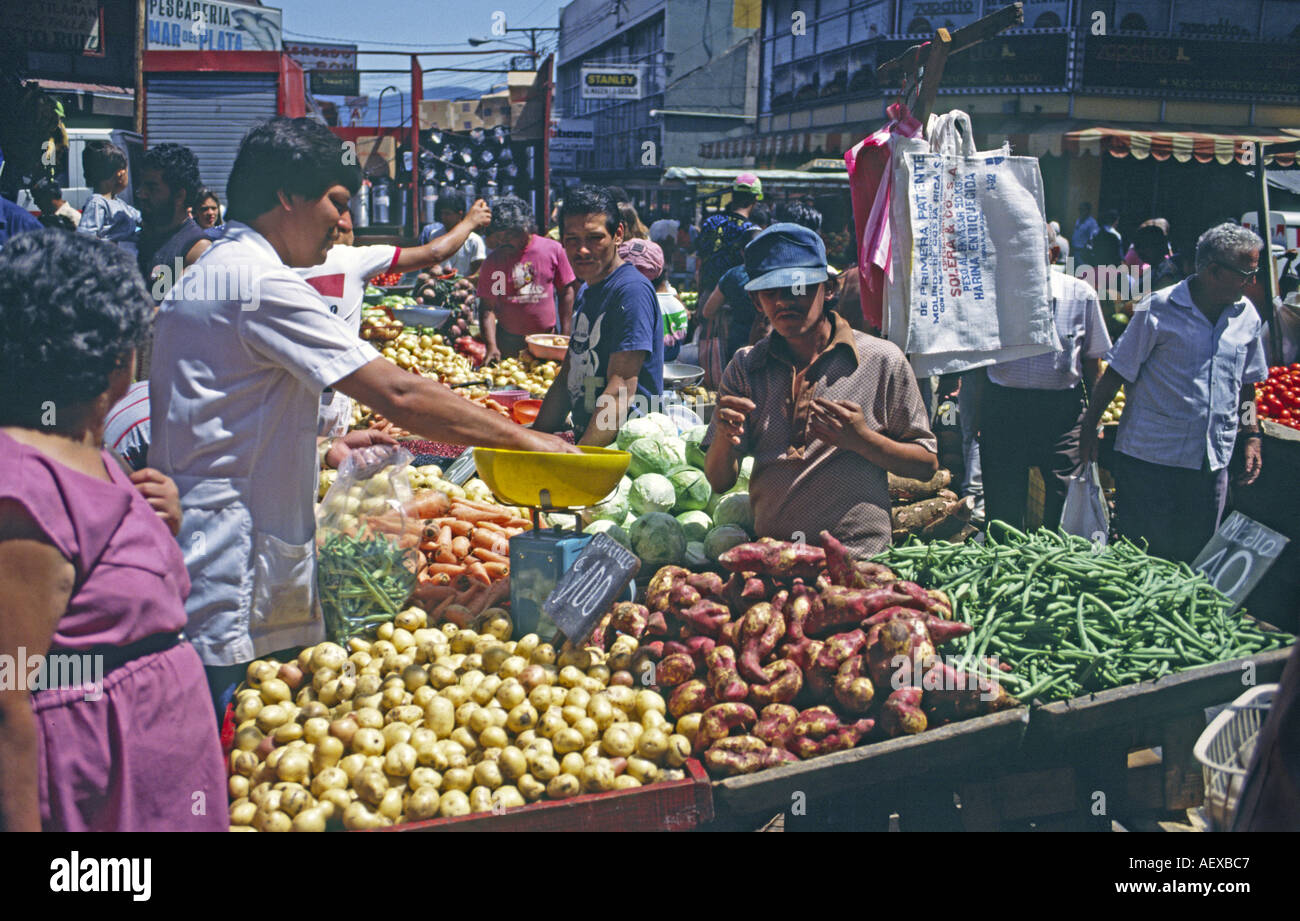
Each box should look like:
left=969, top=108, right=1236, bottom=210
left=912, top=29, right=952, bottom=125
left=1257, top=141, right=1284, bottom=362
left=134, top=0, right=146, bottom=136
left=410, top=54, right=422, bottom=241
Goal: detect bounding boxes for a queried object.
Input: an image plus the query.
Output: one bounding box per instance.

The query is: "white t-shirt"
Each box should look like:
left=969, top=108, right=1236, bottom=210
left=420, top=222, right=486, bottom=277
left=299, top=244, right=399, bottom=437
left=149, top=221, right=382, bottom=666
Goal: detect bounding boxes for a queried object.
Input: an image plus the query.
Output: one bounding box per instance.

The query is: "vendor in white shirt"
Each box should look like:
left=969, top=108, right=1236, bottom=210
left=303, top=199, right=491, bottom=436
left=149, top=117, right=576, bottom=709
left=419, top=199, right=488, bottom=278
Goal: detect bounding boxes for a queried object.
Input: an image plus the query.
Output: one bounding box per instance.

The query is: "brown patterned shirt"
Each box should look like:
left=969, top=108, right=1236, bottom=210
left=703, top=312, right=937, bottom=557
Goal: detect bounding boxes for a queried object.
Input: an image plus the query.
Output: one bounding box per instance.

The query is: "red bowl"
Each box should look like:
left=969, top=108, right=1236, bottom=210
left=512, top=399, right=542, bottom=425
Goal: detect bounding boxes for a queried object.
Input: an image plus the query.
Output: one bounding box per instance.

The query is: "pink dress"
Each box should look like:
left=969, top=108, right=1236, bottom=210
left=0, top=431, right=226, bottom=831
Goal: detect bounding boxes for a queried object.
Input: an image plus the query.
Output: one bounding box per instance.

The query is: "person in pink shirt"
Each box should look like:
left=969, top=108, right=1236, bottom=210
left=477, top=196, right=578, bottom=363
left=0, top=230, right=226, bottom=831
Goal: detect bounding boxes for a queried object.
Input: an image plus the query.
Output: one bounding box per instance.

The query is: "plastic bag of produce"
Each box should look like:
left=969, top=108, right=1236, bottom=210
left=316, top=445, right=421, bottom=643
left=1059, top=462, right=1110, bottom=542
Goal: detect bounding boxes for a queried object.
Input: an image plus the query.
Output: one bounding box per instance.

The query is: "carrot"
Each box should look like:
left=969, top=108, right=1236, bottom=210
left=465, top=560, right=492, bottom=585
left=482, top=561, right=509, bottom=581
left=471, top=529, right=510, bottom=554
left=449, top=504, right=513, bottom=524
left=445, top=519, right=474, bottom=537
left=475, top=520, right=509, bottom=536
left=471, top=547, right=510, bottom=565
left=409, top=490, right=452, bottom=519
left=451, top=535, right=472, bottom=559
left=503, top=517, right=534, bottom=531
left=424, top=562, right=468, bottom=577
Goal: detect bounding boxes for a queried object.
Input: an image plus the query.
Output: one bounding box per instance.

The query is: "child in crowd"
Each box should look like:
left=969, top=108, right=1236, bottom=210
left=619, top=238, right=688, bottom=362
left=76, top=141, right=140, bottom=256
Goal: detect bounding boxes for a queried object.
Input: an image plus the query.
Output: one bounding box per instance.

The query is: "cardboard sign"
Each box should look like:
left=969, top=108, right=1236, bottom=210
left=1191, top=512, right=1289, bottom=611
left=544, top=533, right=640, bottom=643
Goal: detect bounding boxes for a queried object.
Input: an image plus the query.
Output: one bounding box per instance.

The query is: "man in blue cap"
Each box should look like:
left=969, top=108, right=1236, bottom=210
left=701, top=223, right=939, bottom=556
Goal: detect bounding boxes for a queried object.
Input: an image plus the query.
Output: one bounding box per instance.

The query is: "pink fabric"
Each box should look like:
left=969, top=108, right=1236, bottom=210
left=477, top=234, right=577, bottom=336
left=0, top=431, right=226, bottom=831
left=1123, top=245, right=1146, bottom=269
left=844, top=103, right=922, bottom=332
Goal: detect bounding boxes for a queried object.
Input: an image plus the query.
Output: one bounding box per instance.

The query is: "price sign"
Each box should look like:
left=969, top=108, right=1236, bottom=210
left=544, top=534, right=640, bottom=643
left=1191, top=512, right=1289, bottom=611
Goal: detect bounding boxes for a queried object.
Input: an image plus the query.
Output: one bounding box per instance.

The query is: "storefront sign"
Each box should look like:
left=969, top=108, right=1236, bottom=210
left=1192, top=512, right=1289, bottom=611
left=146, top=0, right=283, bottom=52
left=285, top=40, right=356, bottom=71
left=1082, top=34, right=1300, bottom=97
left=581, top=65, right=644, bottom=100
left=0, top=0, right=102, bottom=54
left=550, top=118, right=595, bottom=150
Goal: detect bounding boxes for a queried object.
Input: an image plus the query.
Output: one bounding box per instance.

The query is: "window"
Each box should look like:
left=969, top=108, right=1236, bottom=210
left=820, top=50, right=848, bottom=98
left=816, top=13, right=848, bottom=53
left=849, top=0, right=890, bottom=43
left=464, top=121, right=472, bottom=129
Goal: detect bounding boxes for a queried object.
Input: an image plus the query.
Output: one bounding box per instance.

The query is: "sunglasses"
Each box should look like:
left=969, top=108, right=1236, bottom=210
left=1214, top=260, right=1258, bottom=280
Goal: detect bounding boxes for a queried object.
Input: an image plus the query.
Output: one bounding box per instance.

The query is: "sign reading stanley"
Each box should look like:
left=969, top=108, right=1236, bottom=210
left=581, top=65, right=644, bottom=100
left=147, top=0, right=283, bottom=52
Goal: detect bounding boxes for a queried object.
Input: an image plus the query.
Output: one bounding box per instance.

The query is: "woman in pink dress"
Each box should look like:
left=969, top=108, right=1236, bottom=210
left=0, top=229, right=226, bottom=832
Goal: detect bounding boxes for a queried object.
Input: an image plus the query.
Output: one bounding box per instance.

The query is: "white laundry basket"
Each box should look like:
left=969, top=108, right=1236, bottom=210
left=1193, top=684, right=1278, bottom=831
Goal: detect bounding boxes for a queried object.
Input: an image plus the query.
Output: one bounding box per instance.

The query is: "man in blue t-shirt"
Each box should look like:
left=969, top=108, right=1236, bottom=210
left=535, top=185, right=664, bottom=445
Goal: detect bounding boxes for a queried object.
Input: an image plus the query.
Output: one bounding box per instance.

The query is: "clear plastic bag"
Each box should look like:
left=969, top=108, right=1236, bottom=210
left=316, top=445, right=421, bottom=642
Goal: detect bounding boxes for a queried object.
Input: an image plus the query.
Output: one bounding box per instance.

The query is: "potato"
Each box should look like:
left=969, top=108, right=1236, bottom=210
left=229, top=798, right=257, bottom=826
left=537, top=710, right=566, bottom=740
left=246, top=660, right=277, bottom=688
left=229, top=774, right=250, bottom=799
left=428, top=665, right=458, bottom=690
left=481, top=645, right=510, bottom=674
left=495, top=679, right=526, bottom=709
left=468, top=786, right=494, bottom=813
left=561, top=705, right=587, bottom=727
left=279, top=785, right=312, bottom=817
left=423, top=697, right=455, bottom=738
left=528, top=752, right=562, bottom=781
left=230, top=750, right=259, bottom=778
left=587, top=664, right=611, bottom=685
left=466, top=706, right=495, bottom=735
left=258, top=809, right=293, bottom=833
left=300, top=717, right=329, bottom=745
left=471, top=675, right=502, bottom=706
left=582, top=742, right=603, bottom=765
left=547, top=773, right=581, bottom=799
left=441, top=684, right=471, bottom=709
left=601, top=725, right=636, bottom=758
left=625, top=756, right=661, bottom=785
left=498, top=746, right=528, bottom=781
left=310, top=766, right=348, bottom=797
left=352, top=767, right=388, bottom=806
left=450, top=727, right=479, bottom=753
left=346, top=637, right=372, bottom=654
left=376, top=622, right=396, bottom=641
left=276, top=749, right=311, bottom=784
left=409, top=766, right=442, bottom=792
left=605, top=686, right=636, bottom=712
left=343, top=801, right=389, bottom=829
left=348, top=650, right=373, bottom=673
left=450, top=630, right=478, bottom=654
left=441, top=766, right=474, bottom=793
left=388, top=705, right=424, bottom=726
left=438, top=789, right=471, bottom=817
left=377, top=787, right=404, bottom=821
left=384, top=742, right=417, bottom=778
left=557, top=666, right=585, bottom=689
left=400, top=664, right=428, bottom=693
left=501, top=702, right=535, bottom=734
left=531, top=643, right=557, bottom=666
left=610, top=670, right=635, bottom=688
left=234, top=693, right=263, bottom=723
left=492, top=785, right=526, bottom=811
left=405, top=786, right=441, bottom=821
left=311, top=736, right=344, bottom=774
left=517, top=773, right=546, bottom=802
left=255, top=704, right=290, bottom=733
left=479, top=609, right=512, bottom=641
left=352, top=706, right=384, bottom=730
left=552, top=727, right=585, bottom=755
left=473, top=760, right=504, bottom=790
left=479, top=726, right=509, bottom=750
left=437, top=740, right=469, bottom=770
left=636, top=689, right=667, bottom=717
left=560, top=752, right=586, bottom=776
left=319, top=787, right=351, bottom=815
left=337, top=753, right=367, bottom=781
left=515, top=633, right=540, bottom=660
left=527, top=686, right=552, bottom=711
left=350, top=727, right=386, bottom=757
left=311, top=643, right=348, bottom=674
left=580, top=760, right=616, bottom=793
left=391, top=628, right=415, bottom=654
left=498, top=656, right=528, bottom=680
left=557, top=646, right=591, bottom=671
left=587, top=696, right=618, bottom=732
left=395, top=608, right=426, bottom=632
left=369, top=639, right=397, bottom=660
left=665, top=734, right=691, bottom=768
left=675, top=712, right=703, bottom=744
left=524, top=736, right=555, bottom=758
left=637, top=727, right=670, bottom=762
left=380, top=685, right=408, bottom=712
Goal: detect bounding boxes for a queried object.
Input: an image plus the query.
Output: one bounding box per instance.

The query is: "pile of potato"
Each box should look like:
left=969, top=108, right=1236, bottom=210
left=226, top=609, right=690, bottom=831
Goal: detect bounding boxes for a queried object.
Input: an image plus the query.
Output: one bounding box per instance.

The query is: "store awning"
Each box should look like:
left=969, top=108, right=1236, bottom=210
left=995, top=121, right=1300, bottom=166
left=662, top=166, right=849, bottom=193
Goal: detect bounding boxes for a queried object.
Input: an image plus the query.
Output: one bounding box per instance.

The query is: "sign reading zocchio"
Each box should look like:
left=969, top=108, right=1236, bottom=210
left=581, top=65, right=643, bottom=100
left=1083, top=35, right=1300, bottom=98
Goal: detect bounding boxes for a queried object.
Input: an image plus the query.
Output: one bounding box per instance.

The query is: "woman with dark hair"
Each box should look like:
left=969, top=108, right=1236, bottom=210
left=618, top=200, right=649, bottom=240
left=194, top=186, right=222, bottom=230
left=0, top=230, right=225, bottom=831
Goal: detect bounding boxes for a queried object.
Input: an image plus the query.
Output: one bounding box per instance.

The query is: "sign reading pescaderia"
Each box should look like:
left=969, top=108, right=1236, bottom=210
left=581, top=65, right=644, bottom=100
left=146, top=0, right=283, bottom=52
left=0, top=0, right=102, bottom=54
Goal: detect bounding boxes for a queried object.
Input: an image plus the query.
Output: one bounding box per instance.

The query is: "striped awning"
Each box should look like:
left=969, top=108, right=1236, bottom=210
left=699, top=130, right=850, bottom=160
left=1057, top=127, right=1300, bottom=166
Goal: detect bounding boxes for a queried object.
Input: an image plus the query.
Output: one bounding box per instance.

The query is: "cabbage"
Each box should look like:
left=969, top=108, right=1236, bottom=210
left=684, top=425, right=709, bottom=470
left=644, top=412, right=679, bottom=439
left=712, top=492, right=754, bottom=536
left=581, top=489, right=629, bottom=527
left=584, top=519, right=631, bottom=550
left=704, top=525, right=750, bottom=562
left=628, top=437, right=685, bottom=478
left=622, top=512, right=639, bottom=530
left=737, top=455, right=754, bottom=489
left=616, top=416, right=661, bottom=450
left=685, top=541, right=709, bottom=569
left=669, top=466, right=711, bottom=512
left=545, top=511, right=580, bottom=530
left=630, top=512, right=687, bottom=568
left=629, top=473, right=677, bottom=516
left=676, top=509, right=713, bottom=543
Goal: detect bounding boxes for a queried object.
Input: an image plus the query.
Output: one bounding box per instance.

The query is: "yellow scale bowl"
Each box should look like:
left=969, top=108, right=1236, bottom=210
left=472, top=446, right=630, bottom=509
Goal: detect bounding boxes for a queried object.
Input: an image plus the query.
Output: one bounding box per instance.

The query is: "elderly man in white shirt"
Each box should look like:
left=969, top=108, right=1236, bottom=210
left=977, top=266, right=1112, bottom=530
left=149, top=117, right=575, bottom=709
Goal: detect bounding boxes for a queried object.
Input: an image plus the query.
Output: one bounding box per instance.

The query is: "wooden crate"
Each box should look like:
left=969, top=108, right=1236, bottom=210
left=706, top=708, right=1029, bottom=832
left=373, top=759, right=713, bottom=832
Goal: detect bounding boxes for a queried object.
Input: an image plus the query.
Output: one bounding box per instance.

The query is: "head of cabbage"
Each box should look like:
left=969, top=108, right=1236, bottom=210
left=704, top=524, right=750, bottom=562
left=683, top=425, right=709, bottom=470
left=684, top=541, right=709, bottom=569
left=712, top=491, right=754, bottom=536
left=616, top=416, right=661, bottom=450
left=676, top=509, right=712, bottom=543
left=668, top=466, right=711, bottom=512
left=630, top=512, right=687, bottom=568
left=580, top=487, right=630, bottom=527
left=584, top=519, right=631, bottom=550
left=629, top=473, right=677, bottom=516
left=643, top=412, right=680, bottom=439
left=627, top=437, right=686, bottom=478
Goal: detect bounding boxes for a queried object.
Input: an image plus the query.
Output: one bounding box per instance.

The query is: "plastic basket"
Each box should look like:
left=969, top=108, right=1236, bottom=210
left=1192, top=683, right=1277, bottom=830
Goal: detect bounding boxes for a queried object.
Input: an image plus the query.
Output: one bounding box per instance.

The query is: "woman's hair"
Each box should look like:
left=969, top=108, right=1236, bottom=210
left=618, top=201, right=649, bottom=239
left=196, top=185, right=221, bottom=209
left=559, top=185, right=619, bottom=236
left=487, top=195, right=536, bottom=237
left=1195, top=223, right=1263, bottom=273
left=83, top=141, right=127, bottom=187
left=0, top=230, right=152, bottom=427
left=226, top=117, right=361, bottom=222
left=142, top=142, right=203, bottom=208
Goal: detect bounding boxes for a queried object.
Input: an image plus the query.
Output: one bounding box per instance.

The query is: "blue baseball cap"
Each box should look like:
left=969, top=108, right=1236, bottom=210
left=743, top=222, right=829, bottom=291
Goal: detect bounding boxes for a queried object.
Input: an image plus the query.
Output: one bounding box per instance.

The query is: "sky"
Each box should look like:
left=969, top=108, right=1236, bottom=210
left=271, top=0, right=570, bottom=116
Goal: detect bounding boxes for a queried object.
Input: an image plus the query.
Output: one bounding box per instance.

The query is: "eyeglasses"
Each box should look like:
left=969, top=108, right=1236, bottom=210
left=1214, top=260, right=1258, bottom=280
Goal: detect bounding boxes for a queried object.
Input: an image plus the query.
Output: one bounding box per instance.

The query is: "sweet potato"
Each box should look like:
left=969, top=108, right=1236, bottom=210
left=719, top=540, right=827, bottom=581
left=645, top=609, right=670, bottom=638
left=740, top=575, right=771, bottom=603
left=790, top=705, right=840, bottom=740
left=805, top=585, right=915, bottom=637
left=646, top=566, right=690, bottom=613
left=753, top=703, right=799, bottom=749
left=783, top=583, right=818, bottom=643
left=737, top=602, right=786, bottom=683
left=788, top=718, right=875, bottom=759
left=815, top=629, right=867, bottom=672
left=880, top=687, right=927, bottom=737
left=609, top=601, right=649, bottom=639
left=668, top=581, right=703, bottom=614
left=705, top=646, right=749, bottom=703
left=834, top=655, right=874, bottom=714
left=923, top=614, right=972, bottom=647
left=655, top=653, right=697, bottom=688
left=686, top=571, right=727, bottom=601
left=703, top=738, right=798, bottom=775
left=667, top=680, right=716, bottom=719
left=747, top=659, right=803, bottom=708
left=677, top=599, right=731, bottom=638
left=888, top=468, right=952, bottom=502
left=855, top=560, right=898, bottom=584
left=819, top=530, right=860, bottom=588
left=693, top=702, right=758, bottom=755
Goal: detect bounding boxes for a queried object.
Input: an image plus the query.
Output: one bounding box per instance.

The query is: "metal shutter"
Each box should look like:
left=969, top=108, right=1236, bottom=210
left=145, top=74, right=278, bottom=204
